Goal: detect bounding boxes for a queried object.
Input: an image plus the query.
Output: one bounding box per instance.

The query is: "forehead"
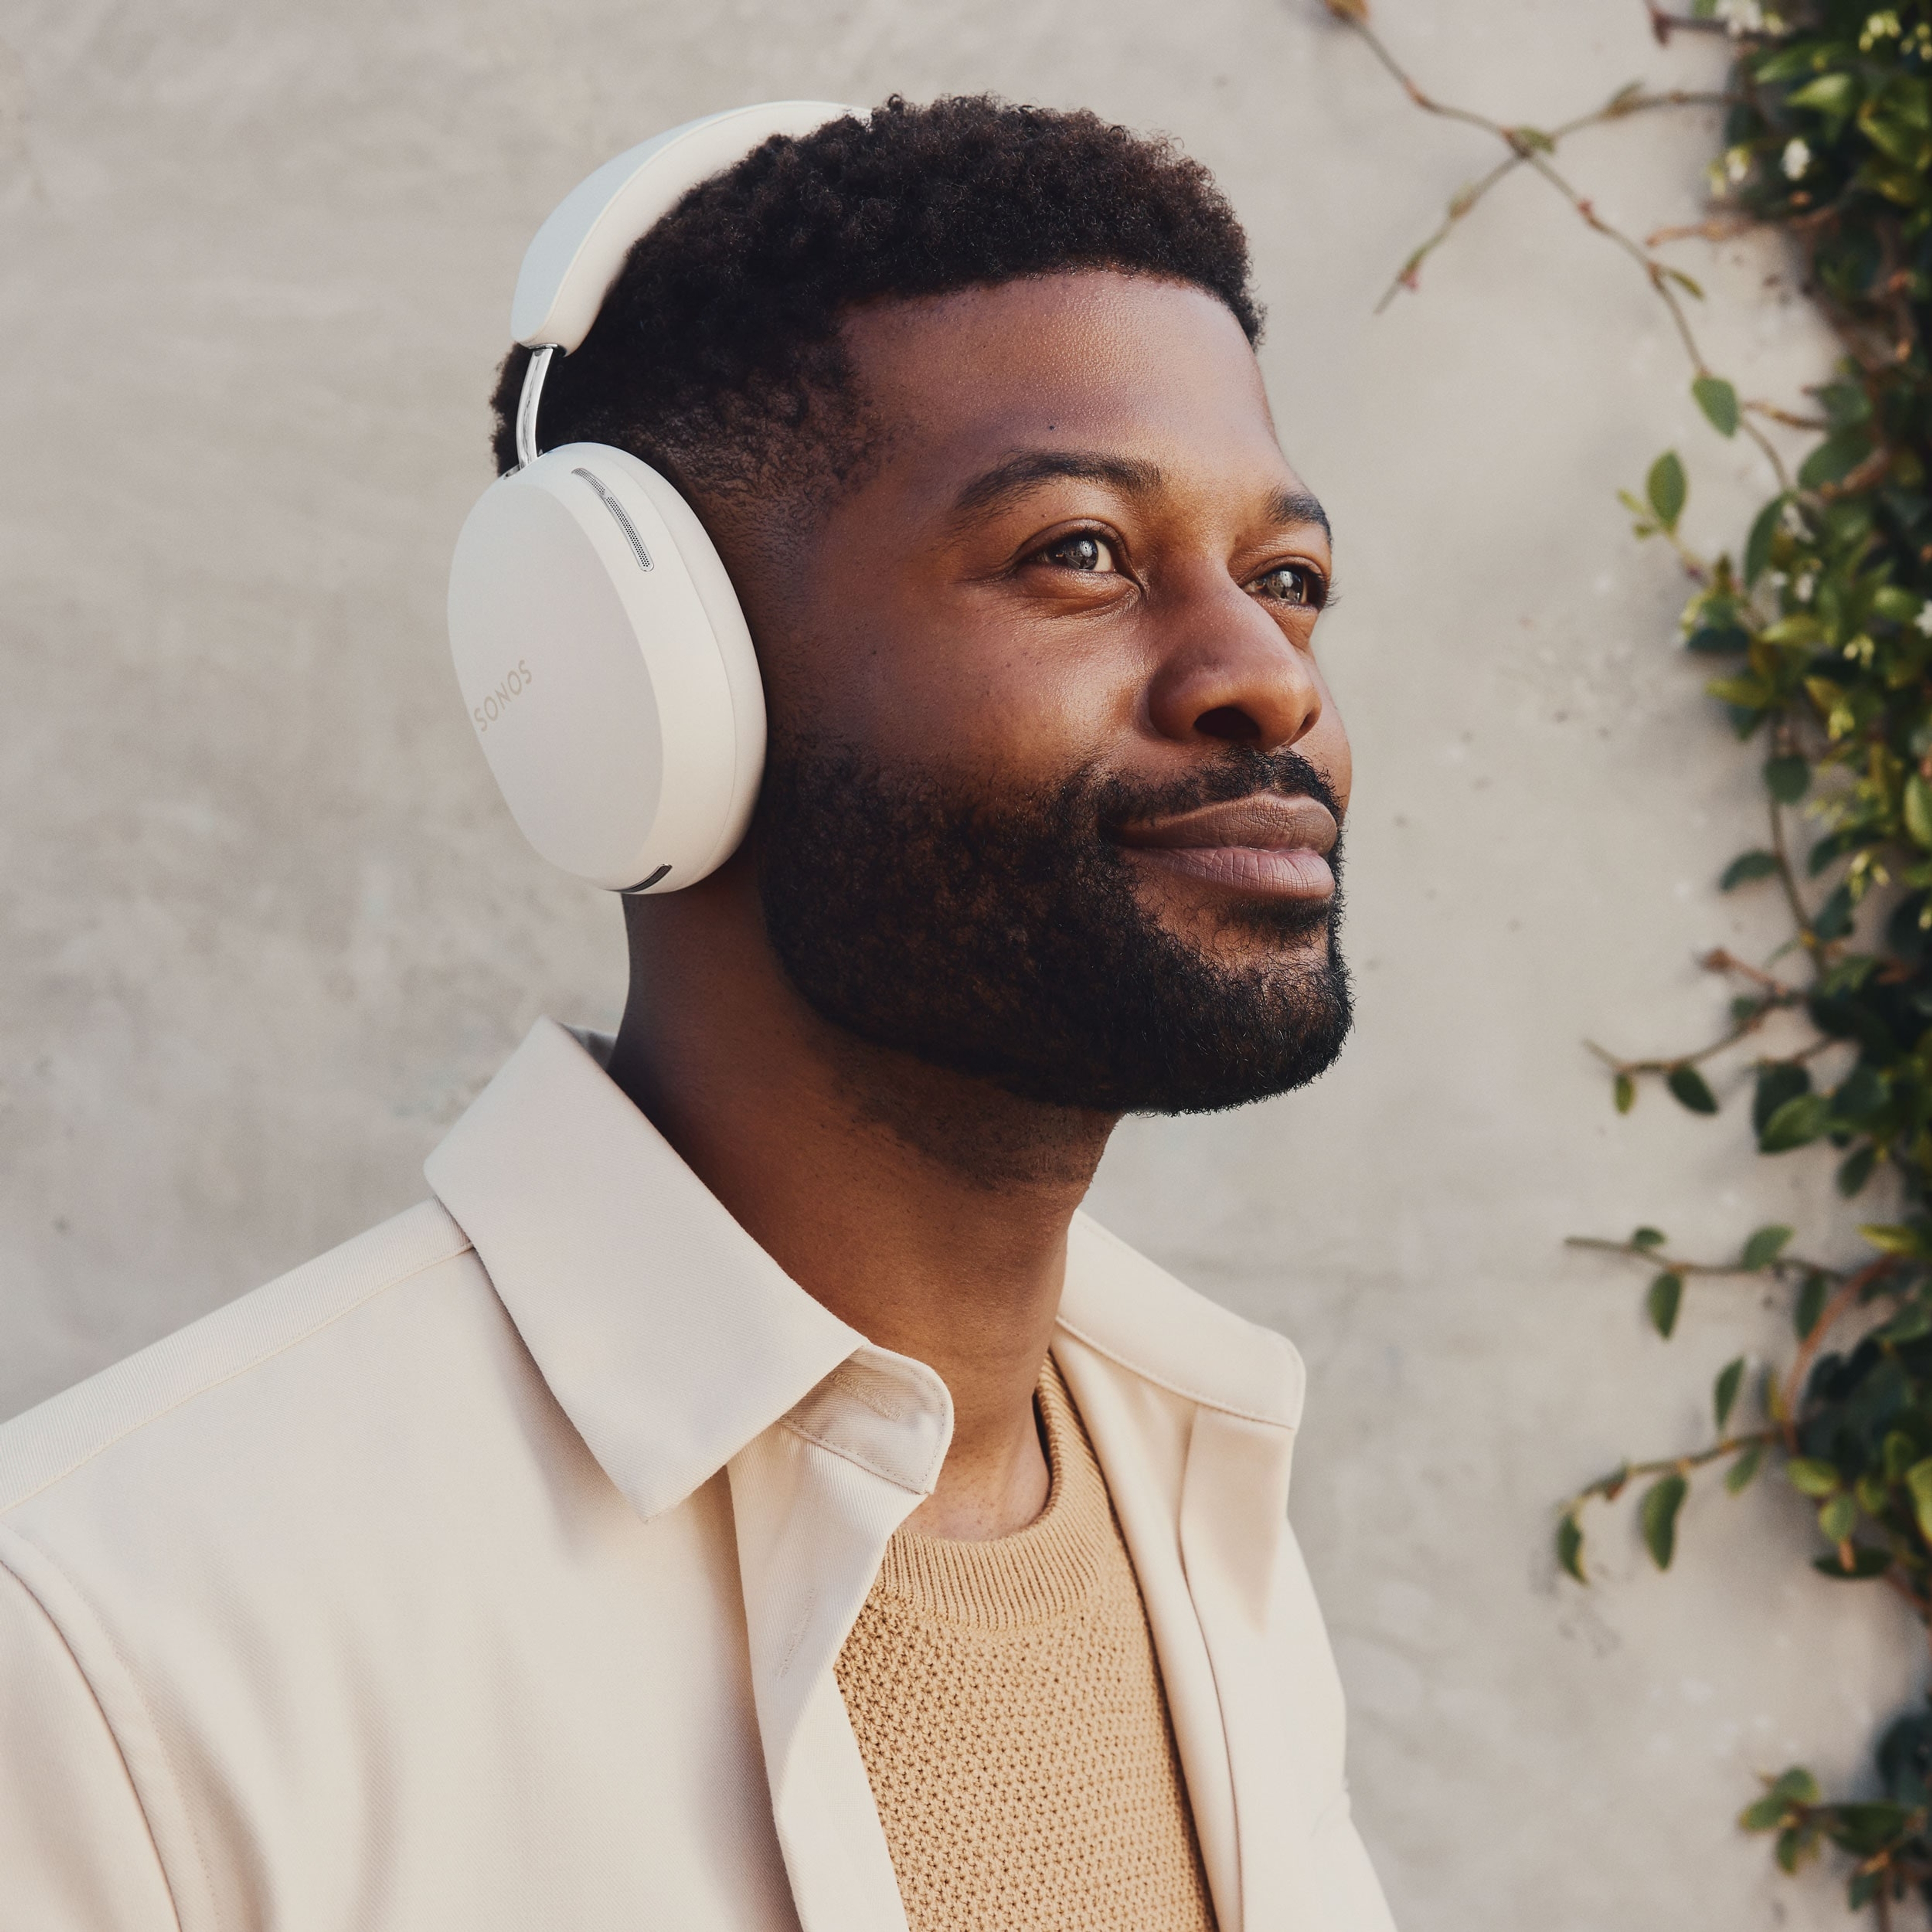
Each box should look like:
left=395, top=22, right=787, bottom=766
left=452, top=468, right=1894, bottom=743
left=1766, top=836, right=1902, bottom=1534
left=837, top=270, right=1293, bottom=507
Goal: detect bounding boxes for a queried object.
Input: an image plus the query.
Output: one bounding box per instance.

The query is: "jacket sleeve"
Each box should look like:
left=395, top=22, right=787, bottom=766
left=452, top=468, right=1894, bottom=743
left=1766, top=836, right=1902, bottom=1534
left=1307, top=1786, right=1398, bottom=1931
left=0, top=1557, right=179, bottom=1931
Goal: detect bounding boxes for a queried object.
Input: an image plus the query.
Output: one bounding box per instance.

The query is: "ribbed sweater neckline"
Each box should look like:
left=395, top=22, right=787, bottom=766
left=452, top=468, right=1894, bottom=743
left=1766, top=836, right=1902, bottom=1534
left=872, top=1356, right=1107, bottom=1631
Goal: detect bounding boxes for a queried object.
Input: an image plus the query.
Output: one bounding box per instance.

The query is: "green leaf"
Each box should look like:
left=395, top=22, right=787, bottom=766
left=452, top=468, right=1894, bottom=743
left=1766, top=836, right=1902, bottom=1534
left=1764, top=753, right=1811, bottom=803
left=1812, top=882, right=1855, bottom=943
left=1740, top=1794, right=1792, bottom=1833
left=1556, top=1513, right=1586, bottom=1582
left=1613, top=1071, right=1635, bottom=1114
left=1646, top=450, right=1687, bottom=530
left=1707, top=673, right=1772, bottom=709
left=1693, top=374, right=1740, bottom=437
left=1905, top=1457, right=1932, bottom=1543
left=1721, top=849, right=1780, bottom=890
left=1788, top=72, right=1860, bottom=122
left=1641, top=1473, right=1688, bottom=1569
left=1744, top=497, right=1784, bottom=584
left=1725, top=1442, right=1765, bottom=1493
left=1714, top=1356, right=1746, bottom=1431
left=1906, top=773, right=1932, bottom=849
left=1667, top=1065, right=1719, bottom=1114
left=1686, top=622, right=1751, bottom=655
left=1647, top=1271, right=1684, bottom=1338
left=1798, top=426, right=1876, bottom=491
left=1631, top=1226, right=1668, bottom=1250
left=1742, top=1224, right=1794, bottom=1269
left=1760, top=1093, right=1831, bottom=1152
left=1773, top=1768, right=1822, bottom=1807
left=1753, top=1064, right=1811, bottom=1139
left=1813, top=1545, right=1891, bottom=1580
left=1831, top=1144, right=1878, bottom=1190
left=1861, top=1222, right=1926, bottom=1257
left=1787, top=1457, right=1842, bottom=1498
left=1795, top=1272, right=1831, bottom=1338
left=1818, top=1491, right=1858, bottom=1542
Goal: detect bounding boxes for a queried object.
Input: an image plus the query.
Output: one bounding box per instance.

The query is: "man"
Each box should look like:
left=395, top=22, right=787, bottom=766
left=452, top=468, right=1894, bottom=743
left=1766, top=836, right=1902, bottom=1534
left=0, top=97, right=1391, bottom=1931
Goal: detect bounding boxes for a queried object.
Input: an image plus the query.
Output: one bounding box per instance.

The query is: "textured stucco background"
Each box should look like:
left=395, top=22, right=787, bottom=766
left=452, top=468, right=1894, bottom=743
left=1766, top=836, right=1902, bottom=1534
left=0, top=0, right=1912, bottom=1924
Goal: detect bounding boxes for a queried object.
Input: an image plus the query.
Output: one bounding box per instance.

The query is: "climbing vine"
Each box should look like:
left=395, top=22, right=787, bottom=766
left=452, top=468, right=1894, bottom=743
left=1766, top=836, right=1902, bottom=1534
left=1330, top=0, right=1932, bottom=1918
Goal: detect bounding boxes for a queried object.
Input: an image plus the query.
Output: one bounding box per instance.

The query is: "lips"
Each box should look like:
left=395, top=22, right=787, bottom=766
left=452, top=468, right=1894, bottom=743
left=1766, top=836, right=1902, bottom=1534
left=1112, top=793, right=1339, bottom=901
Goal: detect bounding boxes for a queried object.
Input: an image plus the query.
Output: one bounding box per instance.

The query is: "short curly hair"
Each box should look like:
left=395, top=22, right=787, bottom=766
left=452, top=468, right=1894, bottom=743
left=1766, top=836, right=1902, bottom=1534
left=488, top=95, right=1261, bottom=506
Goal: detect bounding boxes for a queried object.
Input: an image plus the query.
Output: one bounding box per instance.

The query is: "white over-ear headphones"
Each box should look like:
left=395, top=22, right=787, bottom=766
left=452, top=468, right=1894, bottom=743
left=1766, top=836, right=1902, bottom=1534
left=447, top=102, right=856, bottom=893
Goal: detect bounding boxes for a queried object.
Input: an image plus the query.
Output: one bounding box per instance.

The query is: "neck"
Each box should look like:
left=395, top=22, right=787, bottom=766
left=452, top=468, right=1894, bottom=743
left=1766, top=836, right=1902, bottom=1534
left=605, top=869, right=1117, bottom=1540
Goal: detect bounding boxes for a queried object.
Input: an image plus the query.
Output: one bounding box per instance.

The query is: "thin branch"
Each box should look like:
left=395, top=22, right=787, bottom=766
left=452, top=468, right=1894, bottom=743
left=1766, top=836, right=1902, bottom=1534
left=1581, top=983, right=1804, bottom=1078
left=1565, top=1234, right=1843, bottom=1279
left=1746, top=399, right=1829, bottom=431
left=1568, top=1429, right=1781, bottom=1508
left=1782, top=1257, right=1900, bottom=1421
left=1767, top=792, right=1821, bottom=969
left=1644, top=5, right=1731, bottom=40
left=1337, top=11, right=1797, bottom=495
left=1698, top=947, right=1804, bottom=997
left=1647, top=213, right=1765, bottom=247
left=1373, top=86, right=1730, bottom=314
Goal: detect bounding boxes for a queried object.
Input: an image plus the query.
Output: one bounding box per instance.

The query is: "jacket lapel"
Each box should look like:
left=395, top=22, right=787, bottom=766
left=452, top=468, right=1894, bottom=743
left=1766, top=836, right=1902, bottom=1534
left=728, top=1348, right=951, bottom=1932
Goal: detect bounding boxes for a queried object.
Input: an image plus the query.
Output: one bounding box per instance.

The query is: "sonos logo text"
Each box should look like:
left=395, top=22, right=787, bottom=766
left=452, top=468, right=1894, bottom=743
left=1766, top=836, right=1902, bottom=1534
left=472, top=659, right=534, bottom=734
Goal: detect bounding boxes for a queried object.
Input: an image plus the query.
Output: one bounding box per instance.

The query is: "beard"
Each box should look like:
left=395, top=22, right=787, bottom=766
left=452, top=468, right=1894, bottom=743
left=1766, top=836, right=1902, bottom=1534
left=753, top=735, right=1353, bottom=1116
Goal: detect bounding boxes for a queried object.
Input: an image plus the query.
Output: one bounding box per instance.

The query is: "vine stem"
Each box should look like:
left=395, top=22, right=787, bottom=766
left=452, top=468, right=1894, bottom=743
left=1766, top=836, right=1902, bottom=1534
left=1767, top=789, right=1822, bottom=971
left=1564, top=1234, right=1840, bottom=1279
left=1780, top=1257, right=1899, bottom=1426
left=1331, top=4, right=1797, bottom=496
left=1569, top=1429, right=1779, bottom=1507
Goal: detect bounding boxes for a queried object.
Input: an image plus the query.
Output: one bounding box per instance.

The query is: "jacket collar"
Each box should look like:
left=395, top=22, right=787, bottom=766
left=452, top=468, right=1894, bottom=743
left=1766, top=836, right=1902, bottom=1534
left=424, top=1017, right=1304, bottom=1526
left=424, top=1017, right=865, bottom=1523
left=1060, top=1214, right=1305, bottom=1433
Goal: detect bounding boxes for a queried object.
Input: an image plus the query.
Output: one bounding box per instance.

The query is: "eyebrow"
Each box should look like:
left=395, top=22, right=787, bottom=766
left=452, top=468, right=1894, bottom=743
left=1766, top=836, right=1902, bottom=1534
left=1267, top=488, right=1332, bottom=543
left=950, top=450, right=1164, bottom=522
left=947, top=448, right=1332, bottom=543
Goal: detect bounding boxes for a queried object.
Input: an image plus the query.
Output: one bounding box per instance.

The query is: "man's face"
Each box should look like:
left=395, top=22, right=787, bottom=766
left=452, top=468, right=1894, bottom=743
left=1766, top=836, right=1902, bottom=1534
left=729, top=269, right=1352, bottom=1115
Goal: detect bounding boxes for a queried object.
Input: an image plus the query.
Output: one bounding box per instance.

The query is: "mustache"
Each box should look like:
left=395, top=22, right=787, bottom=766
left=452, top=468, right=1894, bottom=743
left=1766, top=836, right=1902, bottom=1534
left=1091, top=746, right=1346, bottom=839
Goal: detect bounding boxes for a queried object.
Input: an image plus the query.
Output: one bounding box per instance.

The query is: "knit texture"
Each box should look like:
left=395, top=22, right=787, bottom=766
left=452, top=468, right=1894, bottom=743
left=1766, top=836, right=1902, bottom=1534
left=834, top=1357, right=1218, bottom=1932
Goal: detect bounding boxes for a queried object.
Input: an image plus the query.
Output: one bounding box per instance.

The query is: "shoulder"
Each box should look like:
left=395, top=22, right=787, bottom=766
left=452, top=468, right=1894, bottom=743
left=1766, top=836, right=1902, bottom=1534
left=1058, top=1210, right=1305, bottom=1430
left=0, top=1198, right=480, bottom=1518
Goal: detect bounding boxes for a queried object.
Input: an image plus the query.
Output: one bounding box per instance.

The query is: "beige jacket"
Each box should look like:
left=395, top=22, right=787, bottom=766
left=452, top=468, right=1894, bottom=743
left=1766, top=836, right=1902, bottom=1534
left=0, top=1019, right=1394, bottom=1932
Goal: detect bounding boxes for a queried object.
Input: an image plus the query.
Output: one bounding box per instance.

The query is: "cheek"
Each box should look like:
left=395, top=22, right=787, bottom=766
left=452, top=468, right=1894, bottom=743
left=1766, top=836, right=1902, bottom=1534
left=1305, top=679, right=1352, bottom=809
left=769, top=579, right=1137, bottom=787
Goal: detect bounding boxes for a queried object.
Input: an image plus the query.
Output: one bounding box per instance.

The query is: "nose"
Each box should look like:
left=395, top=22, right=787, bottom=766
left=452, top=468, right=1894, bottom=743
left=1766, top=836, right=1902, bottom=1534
left=1144, top=578, right=1325, bottom=754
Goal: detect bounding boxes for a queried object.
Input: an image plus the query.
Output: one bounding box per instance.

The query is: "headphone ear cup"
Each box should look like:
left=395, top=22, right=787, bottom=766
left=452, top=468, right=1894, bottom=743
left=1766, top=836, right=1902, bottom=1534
left=447, top=444, right=765, bottom=893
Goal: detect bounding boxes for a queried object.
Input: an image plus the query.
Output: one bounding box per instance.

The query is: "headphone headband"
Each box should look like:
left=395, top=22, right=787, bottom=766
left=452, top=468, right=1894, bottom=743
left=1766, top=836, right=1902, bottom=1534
left=454, top=102, right=859, bottom=897
left=509, top=100, right=857, bottom=354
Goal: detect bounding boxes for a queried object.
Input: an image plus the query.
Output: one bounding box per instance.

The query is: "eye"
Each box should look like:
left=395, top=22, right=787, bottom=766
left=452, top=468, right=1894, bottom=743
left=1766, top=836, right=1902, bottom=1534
left=1035, top=531, right=1119, bottom=574
left=1252, top=562, right=1325, bottom=609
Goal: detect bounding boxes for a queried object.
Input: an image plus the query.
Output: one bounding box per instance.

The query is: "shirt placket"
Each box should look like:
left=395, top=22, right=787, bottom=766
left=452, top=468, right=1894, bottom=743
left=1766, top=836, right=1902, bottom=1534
left=728, top=1346, right=953, bottom=1932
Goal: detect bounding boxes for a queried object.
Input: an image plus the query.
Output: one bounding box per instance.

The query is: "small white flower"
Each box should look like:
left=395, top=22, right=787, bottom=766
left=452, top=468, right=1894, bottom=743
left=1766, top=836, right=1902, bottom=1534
left=1768, top=571, right=1790, bottom=592
left=1915, top=601, right=1932, bottom=637
left=1795, top=571, right=1817, bottom=603
left=1718, top=0, right=1765, bottom=32
left=1860, top=11, right=1901, bottom=51
left=1781, top=502, right=1810, bottom=538
left=1782, top=137, right=1811, bottom=181
left=1724, top=146, right=1752, bottom=185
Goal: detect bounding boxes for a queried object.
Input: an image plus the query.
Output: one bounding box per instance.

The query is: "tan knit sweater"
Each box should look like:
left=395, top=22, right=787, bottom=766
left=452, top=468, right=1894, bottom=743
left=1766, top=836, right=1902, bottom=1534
left=834, top=1358, right=1218, bottom=1932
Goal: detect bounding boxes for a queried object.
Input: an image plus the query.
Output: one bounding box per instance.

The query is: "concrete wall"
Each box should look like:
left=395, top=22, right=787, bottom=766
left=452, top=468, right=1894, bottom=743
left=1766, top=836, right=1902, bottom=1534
left=0, top=0, right=1907, bottom=1924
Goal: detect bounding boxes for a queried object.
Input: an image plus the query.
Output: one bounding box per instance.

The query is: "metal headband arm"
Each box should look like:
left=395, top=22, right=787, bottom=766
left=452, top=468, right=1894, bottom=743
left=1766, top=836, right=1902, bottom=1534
left=514, top=345, right=556, bottom=471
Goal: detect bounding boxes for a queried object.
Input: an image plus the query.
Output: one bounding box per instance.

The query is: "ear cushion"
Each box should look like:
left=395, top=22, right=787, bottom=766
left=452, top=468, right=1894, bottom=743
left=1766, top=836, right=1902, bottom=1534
left=447, top=444, right=765, bottom=892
